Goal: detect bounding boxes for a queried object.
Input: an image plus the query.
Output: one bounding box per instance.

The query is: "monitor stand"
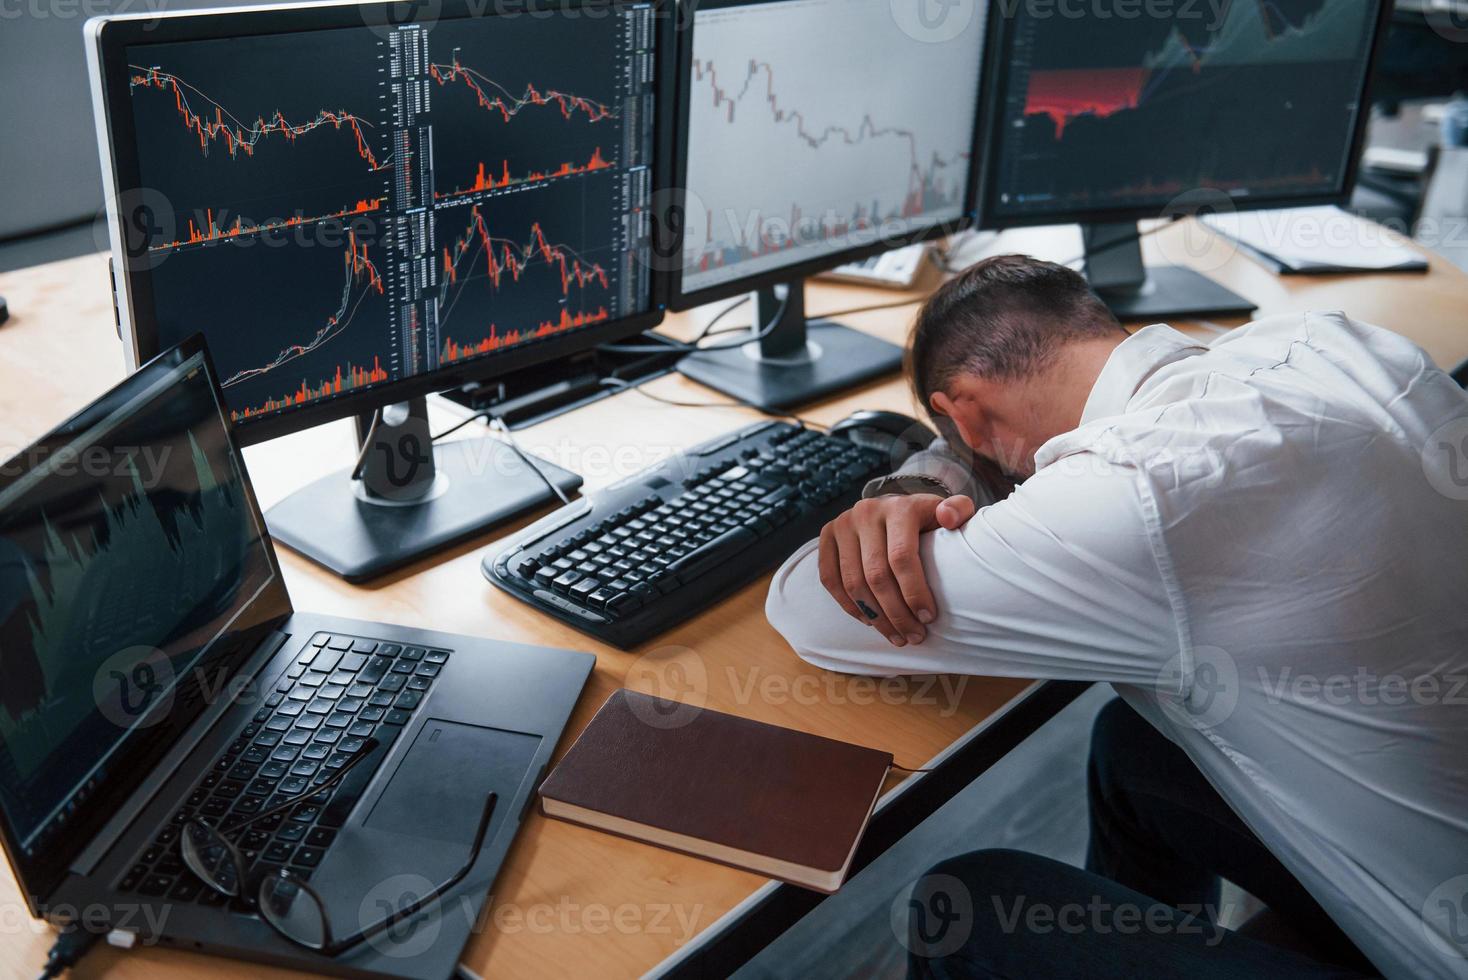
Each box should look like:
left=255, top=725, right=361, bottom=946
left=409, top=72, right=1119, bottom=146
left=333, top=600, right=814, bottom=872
left=1082, top=222, right=1256, bottom=321
left=676, top=280, right=904, bottom=410
left=265, top=396, right=581, bottom=582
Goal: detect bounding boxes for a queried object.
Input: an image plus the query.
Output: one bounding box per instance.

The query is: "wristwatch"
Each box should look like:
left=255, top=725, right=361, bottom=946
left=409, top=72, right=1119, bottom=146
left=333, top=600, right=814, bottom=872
left=861, top=473, right=955, bottom=500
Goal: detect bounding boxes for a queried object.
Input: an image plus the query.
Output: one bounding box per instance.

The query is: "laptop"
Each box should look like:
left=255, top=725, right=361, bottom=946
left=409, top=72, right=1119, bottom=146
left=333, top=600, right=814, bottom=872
left=0, top=335, right=594, bottom=977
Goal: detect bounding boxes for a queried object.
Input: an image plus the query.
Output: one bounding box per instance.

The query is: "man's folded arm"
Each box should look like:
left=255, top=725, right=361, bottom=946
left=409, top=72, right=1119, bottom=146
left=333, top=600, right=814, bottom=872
left=766, top=455, right=1181, bottom=685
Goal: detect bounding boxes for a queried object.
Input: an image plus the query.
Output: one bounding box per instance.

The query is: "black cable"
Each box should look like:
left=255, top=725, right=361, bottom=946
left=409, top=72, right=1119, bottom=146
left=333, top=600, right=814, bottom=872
left=429, top=410, right=484, bottom=443
left=37, top=928, right=100, bottom=979
left=347, top=408, right=382, bottom=482
left=689, top=295, right=750, bottom=343
left=599, top=376, right=827, bottom=432
left=596, top=290, right=790, bottom=355
left=428, top=410, right=571, bottom=505
left=695, top=295, right=923, bottom=343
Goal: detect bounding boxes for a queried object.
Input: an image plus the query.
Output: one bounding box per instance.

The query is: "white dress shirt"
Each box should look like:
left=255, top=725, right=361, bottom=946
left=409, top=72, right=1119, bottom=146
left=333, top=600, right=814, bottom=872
left=766, top=312, right=1468, bottom=979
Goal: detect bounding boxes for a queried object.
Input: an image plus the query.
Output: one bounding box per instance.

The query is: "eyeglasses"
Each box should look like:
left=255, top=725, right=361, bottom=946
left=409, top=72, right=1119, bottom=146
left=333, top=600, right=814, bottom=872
left=181, top=737, right=498, bottom=956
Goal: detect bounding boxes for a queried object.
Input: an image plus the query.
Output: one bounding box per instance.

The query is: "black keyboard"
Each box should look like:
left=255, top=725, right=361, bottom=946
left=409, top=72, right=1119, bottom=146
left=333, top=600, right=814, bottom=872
left=484, top=420, right=888, bottom=648
left=116, top=632, right=450, bottom=909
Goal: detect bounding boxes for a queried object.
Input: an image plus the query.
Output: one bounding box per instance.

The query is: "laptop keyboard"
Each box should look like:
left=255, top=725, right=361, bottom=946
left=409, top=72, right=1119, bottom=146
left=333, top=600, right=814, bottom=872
left=115, top=632, right=451, bottom=910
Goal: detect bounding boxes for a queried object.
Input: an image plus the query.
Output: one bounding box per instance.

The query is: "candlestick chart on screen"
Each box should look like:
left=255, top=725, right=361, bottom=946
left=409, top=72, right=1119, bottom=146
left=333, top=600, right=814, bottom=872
left=123, top=6, right=656, bottom=423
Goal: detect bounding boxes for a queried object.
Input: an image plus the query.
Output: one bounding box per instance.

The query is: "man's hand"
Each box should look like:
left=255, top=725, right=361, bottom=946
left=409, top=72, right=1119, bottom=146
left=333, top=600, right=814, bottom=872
left=817, top=493, right=977, bottom=647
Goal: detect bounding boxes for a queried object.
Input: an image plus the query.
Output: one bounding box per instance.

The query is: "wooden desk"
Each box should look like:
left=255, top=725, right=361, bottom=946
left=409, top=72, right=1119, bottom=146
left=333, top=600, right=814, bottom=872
left=1, top=216, right=1466, bottom=979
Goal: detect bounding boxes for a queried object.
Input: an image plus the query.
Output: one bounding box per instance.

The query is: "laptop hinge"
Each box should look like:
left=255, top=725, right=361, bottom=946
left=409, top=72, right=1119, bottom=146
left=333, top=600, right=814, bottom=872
left=67, top=629, right=292, bottom=880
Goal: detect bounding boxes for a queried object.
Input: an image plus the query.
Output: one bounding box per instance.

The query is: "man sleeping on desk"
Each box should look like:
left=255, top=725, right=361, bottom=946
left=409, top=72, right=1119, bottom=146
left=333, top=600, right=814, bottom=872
left=765, top=255, right=1468, bottom=980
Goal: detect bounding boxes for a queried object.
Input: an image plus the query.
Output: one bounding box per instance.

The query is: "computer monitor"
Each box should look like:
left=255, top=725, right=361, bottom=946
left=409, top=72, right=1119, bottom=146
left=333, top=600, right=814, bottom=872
left=664, top=0, right=990, bottom=409
left=87, top=0, right=672, bottom=580
left=977, top=0, right=1392, bottom=320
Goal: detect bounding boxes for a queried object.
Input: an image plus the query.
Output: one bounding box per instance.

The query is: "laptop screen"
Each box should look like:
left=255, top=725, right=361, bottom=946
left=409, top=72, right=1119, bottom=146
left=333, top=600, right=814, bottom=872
left=0, top=338, right=289, bottom=902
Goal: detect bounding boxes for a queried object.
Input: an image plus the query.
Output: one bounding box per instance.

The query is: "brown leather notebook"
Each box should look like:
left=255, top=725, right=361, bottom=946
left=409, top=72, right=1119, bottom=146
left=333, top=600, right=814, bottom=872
left=538, top=690, right=893, bottom=892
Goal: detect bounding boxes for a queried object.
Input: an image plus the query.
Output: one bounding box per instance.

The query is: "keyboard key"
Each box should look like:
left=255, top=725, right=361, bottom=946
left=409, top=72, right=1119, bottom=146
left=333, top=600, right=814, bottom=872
left=383, top=708, right=412, bottom=726
left=339, top=653, right=368, bottom=672
left=425, top=650, right=450, bottom=665
left=401, top=646, right=425, bottom=662
left=360, top=706, right=385, bottom=722
left=351, top=639, right=378, bottom=655
left=292, top=847, right=325, bottom=868
left=394, top=691, right=423, bottom=710
left=305, top=828, right=337, bottom=848
left=348, top=721, right=375, bottom=738
left=139, top=875, right=172, bottom=897
left=310, top=648, right=343, bottom=672
left=406, top=676, right=431, bottom=691
left=378, top=643, right=403, bottom=657
left=264, top=842, right=296, bottom=864
left=291, top=804, right=322, bottom=824
left=326, top=636, right=352, bottom=651
left=414, top=663, right=441, bottom=678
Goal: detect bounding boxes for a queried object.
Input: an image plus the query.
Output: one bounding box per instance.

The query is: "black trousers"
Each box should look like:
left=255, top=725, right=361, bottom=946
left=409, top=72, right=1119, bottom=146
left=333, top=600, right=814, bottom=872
left=906, top=697, right=1380, bottom=979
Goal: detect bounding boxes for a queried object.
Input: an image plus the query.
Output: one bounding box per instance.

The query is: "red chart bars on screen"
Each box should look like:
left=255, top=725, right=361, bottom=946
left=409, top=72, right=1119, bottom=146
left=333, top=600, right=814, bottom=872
left=437, top=204, right=610, bottom=365
left=125, top=5, right=657, bottom=425
left=154, top=198, right=384, bottom=251
left=435, top=147, right=613, bottom=201
left=225, top=231, right=388, bottom=420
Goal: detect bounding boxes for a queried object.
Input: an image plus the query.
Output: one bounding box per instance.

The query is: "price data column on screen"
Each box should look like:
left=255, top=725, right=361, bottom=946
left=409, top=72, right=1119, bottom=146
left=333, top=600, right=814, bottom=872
left=681, top=0, right=986, bottom=294
left=127, top=5, right=656, bottom=423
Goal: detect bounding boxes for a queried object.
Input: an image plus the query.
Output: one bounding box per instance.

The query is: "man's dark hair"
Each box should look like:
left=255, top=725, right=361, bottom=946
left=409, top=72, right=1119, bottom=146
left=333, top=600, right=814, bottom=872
left=909, top=254, right=1124, bottom=414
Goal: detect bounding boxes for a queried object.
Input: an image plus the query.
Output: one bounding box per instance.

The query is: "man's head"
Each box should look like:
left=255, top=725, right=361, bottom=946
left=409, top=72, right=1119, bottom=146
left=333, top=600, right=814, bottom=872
left=909, top=253, right=1127, bottom=477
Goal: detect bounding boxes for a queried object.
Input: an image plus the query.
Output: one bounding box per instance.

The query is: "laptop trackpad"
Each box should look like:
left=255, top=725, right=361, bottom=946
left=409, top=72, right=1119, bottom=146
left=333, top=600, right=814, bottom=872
left=364, top=720, right=542, bottom=846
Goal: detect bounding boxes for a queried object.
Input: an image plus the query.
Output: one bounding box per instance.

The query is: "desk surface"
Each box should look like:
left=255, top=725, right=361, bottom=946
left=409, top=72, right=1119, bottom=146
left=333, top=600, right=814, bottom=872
left=1, top=217, right=1466, bottom=980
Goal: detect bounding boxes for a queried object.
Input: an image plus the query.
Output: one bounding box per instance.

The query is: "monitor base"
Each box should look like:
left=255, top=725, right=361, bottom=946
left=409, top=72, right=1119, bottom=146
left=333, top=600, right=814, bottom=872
left=266, top=415, right=580, bottom=583
left=1096, top=265, right=1257, bottom=322
left=676, top=282, right=904, bottom=410
left=1082, top=221, right=1255, bottom=322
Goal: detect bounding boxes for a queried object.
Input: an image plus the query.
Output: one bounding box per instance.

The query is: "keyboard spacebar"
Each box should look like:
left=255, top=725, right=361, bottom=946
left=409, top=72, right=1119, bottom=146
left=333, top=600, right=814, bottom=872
left=667, top=527, right=758, bottom=581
